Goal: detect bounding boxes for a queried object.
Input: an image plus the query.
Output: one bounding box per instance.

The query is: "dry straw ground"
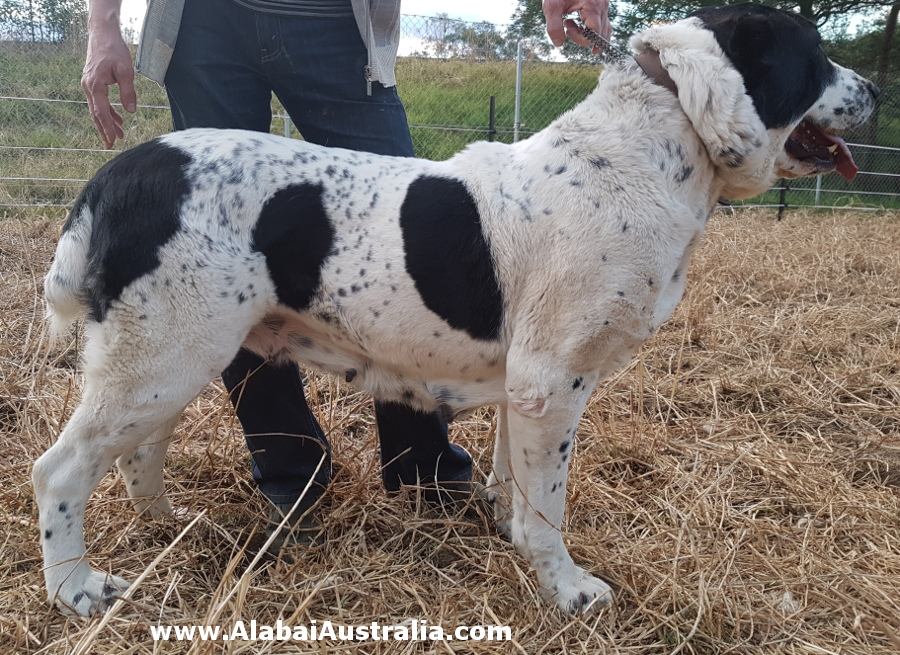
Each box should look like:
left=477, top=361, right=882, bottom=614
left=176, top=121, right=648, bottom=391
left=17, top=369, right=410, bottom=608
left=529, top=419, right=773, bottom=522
left=1, top=208, right=899, bottom=654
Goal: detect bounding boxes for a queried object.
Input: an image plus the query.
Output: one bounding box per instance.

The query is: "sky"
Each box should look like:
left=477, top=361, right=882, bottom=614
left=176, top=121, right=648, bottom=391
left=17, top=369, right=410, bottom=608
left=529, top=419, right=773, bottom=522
left=120, top=0, right=521, bottom=32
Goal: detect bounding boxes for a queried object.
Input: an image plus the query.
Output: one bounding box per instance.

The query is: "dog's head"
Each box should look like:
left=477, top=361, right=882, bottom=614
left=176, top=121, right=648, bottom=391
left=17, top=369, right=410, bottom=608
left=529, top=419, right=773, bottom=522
left=630, top=3, right=878, bottom=199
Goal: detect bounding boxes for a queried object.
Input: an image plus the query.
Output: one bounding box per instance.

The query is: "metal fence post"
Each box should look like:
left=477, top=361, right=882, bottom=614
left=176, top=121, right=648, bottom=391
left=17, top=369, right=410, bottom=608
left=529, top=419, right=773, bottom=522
left=514, top=41, right=523, bottom=143
left=778, top=179, right=788, bottom=220
left=284, top=115, right=291, bottom=138
left=488, top=96, right=496, bottom=142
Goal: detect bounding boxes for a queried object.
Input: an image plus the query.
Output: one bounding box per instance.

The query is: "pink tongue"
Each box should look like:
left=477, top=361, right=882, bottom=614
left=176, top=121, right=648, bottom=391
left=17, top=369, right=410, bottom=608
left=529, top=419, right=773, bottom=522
left=829, top=134, right=858, bottom=180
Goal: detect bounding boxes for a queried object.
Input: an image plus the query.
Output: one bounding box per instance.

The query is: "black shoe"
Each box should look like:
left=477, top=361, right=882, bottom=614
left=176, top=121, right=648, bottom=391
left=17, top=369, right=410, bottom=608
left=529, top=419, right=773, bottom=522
left=265, top=501, right=322, bottom=553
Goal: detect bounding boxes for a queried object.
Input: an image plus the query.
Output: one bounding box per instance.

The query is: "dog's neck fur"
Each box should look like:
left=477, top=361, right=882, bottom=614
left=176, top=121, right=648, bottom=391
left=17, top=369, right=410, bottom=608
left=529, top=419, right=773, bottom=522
left=533, top=59, right=722, bottom=215
left=538, top=21, right=788, bottom=206
left=460, top=60, right=719, bottom=314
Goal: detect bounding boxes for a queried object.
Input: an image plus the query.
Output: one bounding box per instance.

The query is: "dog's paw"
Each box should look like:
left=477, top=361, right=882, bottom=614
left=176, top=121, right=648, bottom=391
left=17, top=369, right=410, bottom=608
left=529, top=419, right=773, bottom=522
left=132, top=495, right=174, bottom=517
left=53, top=570, right=130, bottom=617
left=542, top=568, right=613, bottom=615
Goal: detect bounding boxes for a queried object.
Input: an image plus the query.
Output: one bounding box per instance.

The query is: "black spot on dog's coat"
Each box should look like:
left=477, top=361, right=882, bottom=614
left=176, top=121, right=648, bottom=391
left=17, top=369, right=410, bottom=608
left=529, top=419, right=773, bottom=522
left=675, top=165, right=694, bottom=183
left=289, top=334, right=314, bottom=349
left=400, top=176, right=503, bottom=340
left=64, top=140, right=191, bottom=322
left=252, top=183, right=334, bottom=311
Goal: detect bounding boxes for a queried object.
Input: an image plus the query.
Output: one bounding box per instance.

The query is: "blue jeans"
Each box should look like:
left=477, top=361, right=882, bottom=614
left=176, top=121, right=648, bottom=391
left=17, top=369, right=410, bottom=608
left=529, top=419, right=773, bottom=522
left=165, top=0, right=472, bottom=507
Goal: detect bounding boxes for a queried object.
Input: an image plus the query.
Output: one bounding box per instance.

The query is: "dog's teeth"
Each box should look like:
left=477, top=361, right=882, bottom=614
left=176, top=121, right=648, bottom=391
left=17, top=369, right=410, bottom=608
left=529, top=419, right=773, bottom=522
left=827, top=144, right=838, bottom=153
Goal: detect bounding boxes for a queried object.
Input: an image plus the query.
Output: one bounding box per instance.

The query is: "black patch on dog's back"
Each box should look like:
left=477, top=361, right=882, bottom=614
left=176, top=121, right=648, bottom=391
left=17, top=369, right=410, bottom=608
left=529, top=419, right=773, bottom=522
left=400, top=176, right=503, bottom=340
left=72, top=139, right=190, bottom=322
left=691, top=3, right=836, bottom=128
left=252, top=183, right=334, bottom=311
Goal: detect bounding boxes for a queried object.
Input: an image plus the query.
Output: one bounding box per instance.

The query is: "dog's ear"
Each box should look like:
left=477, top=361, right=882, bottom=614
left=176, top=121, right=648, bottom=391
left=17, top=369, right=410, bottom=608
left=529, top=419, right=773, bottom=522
left=725, top=14, right=776, bottom=92
left=630, top=18, right=772, bottom=188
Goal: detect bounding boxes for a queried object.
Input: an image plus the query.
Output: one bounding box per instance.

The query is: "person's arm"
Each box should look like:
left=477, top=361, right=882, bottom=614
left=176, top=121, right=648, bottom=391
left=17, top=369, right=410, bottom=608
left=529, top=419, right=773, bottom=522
left=82, top=0, right=138, bottom=149
left=542, top=0, right=611, bottom=53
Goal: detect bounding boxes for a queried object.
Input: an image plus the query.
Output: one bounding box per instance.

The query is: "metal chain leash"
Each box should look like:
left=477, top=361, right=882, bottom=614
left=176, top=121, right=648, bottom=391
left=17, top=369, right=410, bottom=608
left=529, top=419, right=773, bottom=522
left=575, top=18, right=633, bottom=66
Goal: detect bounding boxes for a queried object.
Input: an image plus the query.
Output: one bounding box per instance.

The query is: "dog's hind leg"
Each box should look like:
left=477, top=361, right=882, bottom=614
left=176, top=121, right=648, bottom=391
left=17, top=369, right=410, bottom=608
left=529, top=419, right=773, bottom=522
left=116, top=414, right=182, bottom=517
left=504, top=357, right=613, bottom=614
left=36, top=376, right=225, bottom=615
left=32, top=395, right=195, bottom=616
left=35, top=288, right=264, bottom=615
left=33, top=403, right=135, bottom=616
left=485, top=405, right=513, bottom=540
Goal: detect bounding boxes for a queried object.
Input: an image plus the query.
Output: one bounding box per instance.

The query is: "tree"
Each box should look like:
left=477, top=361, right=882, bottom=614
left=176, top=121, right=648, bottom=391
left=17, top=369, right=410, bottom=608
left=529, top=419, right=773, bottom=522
left=506, top=0, right=621, bottom=62
left=825, top=3, right=900, bottom=150
left=419, top=14, right=516, bottom=61
left=444, top=21, right=516, bottom=61
left=614, top=0, right=893, bottom=33
left=876, top=1, right=899, bottom=84
left=40, top=0, right=85, bottom=41
left=826, top=5, right=900, bottom=72
left=507, top=0, right=897, bottom=60
left=0, top=0, right=86, bottom=42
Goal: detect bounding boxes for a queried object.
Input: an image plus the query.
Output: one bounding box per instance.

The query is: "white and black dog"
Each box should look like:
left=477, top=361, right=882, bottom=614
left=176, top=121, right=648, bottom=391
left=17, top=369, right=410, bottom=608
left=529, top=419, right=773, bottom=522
left=35, top=4, right=877, bottom=616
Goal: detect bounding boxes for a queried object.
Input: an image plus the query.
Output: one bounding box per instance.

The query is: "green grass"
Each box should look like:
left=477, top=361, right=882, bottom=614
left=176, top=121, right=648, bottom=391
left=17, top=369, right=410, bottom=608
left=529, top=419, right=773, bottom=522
left=0, top=42, right=599, bottom=197
left=0, top=43, right=601, bottom=206
left=398, top=58, right=600, bottom=159
left=1, top=40, right=898, bottom=209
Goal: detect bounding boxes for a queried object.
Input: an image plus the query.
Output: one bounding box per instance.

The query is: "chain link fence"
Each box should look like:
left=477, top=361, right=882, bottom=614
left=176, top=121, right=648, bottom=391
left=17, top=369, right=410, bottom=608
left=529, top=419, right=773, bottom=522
left=737, top=143, right=900, bottom=215
left=2, top=13, right=898, bottom=213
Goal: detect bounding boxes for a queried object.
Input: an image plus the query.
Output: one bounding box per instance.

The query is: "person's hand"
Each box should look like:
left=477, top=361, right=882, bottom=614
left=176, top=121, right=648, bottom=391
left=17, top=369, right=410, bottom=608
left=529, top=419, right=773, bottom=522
left=81, top=24, right=137, bottom=149
left=543, top=0, right=611, bottom=53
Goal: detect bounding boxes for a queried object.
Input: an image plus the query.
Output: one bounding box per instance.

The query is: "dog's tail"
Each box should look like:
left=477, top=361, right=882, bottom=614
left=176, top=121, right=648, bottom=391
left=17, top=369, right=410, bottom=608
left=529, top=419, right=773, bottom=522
left=44, top=198, right=94, bottom=344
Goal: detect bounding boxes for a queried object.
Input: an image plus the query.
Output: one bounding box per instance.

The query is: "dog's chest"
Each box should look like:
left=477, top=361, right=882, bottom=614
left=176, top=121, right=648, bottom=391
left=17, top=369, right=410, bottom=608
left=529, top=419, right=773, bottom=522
left=567, top=218, right=704, bottom=376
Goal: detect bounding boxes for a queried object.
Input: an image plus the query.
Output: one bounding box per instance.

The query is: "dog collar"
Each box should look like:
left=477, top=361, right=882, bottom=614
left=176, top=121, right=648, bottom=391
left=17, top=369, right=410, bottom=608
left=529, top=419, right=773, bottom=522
left=633, top=49, right=678, bottom=95
left=578, top=24, right=678, bottom=96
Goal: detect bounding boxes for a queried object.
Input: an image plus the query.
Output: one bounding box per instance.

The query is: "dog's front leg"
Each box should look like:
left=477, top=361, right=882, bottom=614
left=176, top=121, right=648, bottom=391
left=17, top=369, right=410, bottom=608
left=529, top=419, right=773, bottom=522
left=505, top=365, right=612, bottom=614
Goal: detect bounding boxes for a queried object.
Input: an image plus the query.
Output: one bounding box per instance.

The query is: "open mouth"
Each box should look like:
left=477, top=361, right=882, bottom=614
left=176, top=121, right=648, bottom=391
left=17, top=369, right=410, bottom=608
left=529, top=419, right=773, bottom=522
left=784, top=120, right=858, bottom=180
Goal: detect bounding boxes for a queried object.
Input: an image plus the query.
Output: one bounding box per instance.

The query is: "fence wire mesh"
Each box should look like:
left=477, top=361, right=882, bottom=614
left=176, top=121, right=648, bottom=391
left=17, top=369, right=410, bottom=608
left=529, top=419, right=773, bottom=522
left=1, top=13, right=898, bottom=213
